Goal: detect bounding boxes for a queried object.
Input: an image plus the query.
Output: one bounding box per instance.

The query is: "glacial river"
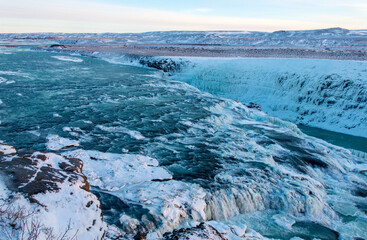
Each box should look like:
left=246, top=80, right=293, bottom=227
left=0, top=46, right=366, bottom=239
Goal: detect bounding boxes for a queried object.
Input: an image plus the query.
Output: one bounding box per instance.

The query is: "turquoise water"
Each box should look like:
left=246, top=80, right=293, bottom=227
left=0, top=48, right=230, bottom=185
left=299, top=125, right=367, bottom=154
left=1, top=47, right=366, bottom=239
left=0, top=48, right=324, bottom=185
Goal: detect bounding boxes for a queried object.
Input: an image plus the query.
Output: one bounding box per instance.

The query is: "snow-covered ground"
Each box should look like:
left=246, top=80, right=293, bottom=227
left=1, top=28, right=367, bottom=50
left=63, top=149, right=173, bottom=191
left=0, top=140, right=270, bottom=240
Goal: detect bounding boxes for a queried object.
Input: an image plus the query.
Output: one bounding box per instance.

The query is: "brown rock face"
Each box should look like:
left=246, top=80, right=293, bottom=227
left=0, top=144, right=89, bottom=197
left=0, top=143, right=106, bottom=239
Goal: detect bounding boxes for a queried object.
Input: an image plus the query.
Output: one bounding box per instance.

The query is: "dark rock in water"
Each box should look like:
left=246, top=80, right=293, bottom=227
left=0, top=143, right=89, bottom=197
left=352, top=185, right=367, bottom=198
left=93, top=190, right=157, bottom=233
left=356, top=202, right=367, bottom=214
left=246, top=102, right=262, bottom=111
left=50, top=44, right=67, bottom=49
left=0, top=45, right=18, bottom=48
left=134, top=231, right=147, bottom=240
left=139, top=58, right=186, bottom=72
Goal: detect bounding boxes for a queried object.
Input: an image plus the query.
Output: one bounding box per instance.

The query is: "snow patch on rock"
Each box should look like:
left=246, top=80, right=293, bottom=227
left=63, top=149, right=172, bottom=191
left=46, top=134, right=80, bottom=151
left=0, top=143, right=16, bottom=155
left=0, top=142, right=106, bottom=240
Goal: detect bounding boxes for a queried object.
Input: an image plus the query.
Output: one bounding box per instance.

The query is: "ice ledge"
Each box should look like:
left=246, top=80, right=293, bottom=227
left=63, top=149, right=173, bottom=191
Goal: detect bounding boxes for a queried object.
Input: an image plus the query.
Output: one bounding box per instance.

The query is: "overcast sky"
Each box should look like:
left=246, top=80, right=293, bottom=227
left=1, top=0, right=366, bottom=33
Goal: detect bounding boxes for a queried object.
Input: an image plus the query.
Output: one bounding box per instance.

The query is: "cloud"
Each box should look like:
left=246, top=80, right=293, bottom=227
left=0, top=0, right=366, bottom=33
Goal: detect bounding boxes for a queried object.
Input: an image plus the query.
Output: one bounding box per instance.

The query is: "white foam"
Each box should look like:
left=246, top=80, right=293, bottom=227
left=112, top=180, right=207, bottom=234
left=97, top=125, right=146, bottom=140
left=0, top=48, right=12, bottom=55
left=0, top=70, right=29, bottom=77
left=52, top=55, right=83, bottom=63
left=28, top=130, right=41, bottom=137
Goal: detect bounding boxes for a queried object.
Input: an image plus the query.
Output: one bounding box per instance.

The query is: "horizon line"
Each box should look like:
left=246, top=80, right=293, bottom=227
left=1, top=27, right=367, bottom=35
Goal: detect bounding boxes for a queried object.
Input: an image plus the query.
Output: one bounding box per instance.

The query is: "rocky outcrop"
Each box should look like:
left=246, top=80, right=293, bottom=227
left=161, top=222, right=263, bottom=240
left=162, top=223, right=226, bottom=240
left=49, top=44, right=67, bottom=49
left=246, top=102, right=262, bottom=111
left=138, top=58, right=188, bottom=73
left=0, top=146, right=88, bottom=198
left=0, top=142, right=106, bottom=240
left=0, top=143, right=16, bottom=155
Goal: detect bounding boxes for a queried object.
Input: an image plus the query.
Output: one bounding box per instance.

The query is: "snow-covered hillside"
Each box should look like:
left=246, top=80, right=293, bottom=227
left=1, top=28, right=367, bottom=50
